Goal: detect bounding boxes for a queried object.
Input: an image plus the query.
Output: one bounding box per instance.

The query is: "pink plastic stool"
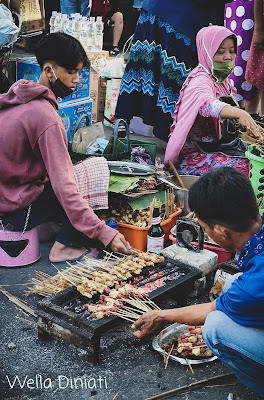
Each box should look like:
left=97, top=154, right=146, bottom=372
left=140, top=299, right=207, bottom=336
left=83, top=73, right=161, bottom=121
left=0, top=227, right=40, bottom=267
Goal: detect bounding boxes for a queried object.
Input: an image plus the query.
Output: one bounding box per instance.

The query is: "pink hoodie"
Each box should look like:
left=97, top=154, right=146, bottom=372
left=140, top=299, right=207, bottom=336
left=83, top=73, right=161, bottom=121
left=164, top=25, right=236, bottom=165
left=0, top=80, right=117, bottom=246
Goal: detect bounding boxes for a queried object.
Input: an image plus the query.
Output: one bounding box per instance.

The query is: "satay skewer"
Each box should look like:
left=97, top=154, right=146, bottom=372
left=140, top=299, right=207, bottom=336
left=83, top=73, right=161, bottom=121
left=163, top=348, right=166, bottom=364
left=130, top=296, right=160, bottom=311
left=164, top=343, right=174, bottom=369
left=114, top=310, right=141, bottom=319
left=15, top=316, right=38, bottom=326
left=185, top=358, right=194, bottom=374
left=121, top=305, right=145, bottom=315
left=127, top=296, right=150, bottom=312
left=108, top=312, right=136, bottom=323
left=144, top=297, right=161, bottom=310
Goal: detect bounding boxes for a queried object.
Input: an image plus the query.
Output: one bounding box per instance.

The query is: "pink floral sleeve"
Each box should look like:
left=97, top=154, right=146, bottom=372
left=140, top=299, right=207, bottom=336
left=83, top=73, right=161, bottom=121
left=199, top=99, right=228, bottom=119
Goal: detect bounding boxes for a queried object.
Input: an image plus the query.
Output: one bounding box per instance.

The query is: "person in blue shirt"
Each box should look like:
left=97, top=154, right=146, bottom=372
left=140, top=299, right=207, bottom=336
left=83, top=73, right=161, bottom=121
left=115, top=0, right=229, bottom=141
left=132, top=166, right=264, bottom=397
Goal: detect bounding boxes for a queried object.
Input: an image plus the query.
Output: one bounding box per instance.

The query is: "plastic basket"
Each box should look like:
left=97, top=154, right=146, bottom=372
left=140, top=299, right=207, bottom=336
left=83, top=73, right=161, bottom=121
left=117, top=208, right=182, bottom=251
left=120, top=139, right=157, bottom=164
left=245, top=145, right=264, bottom=201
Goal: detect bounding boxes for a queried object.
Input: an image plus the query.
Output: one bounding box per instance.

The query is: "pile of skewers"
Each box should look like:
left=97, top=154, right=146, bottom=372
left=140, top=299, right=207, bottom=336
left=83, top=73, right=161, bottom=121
left=84, top=283, right=160, bottom=320
left=238, top=119, right=264, bottom=210
left=160, top=325, right=213, bottom=371
left=25, top=251, right=164, bottom=298
left=238, top=118, right=264, bottom=149
left=149, top=189, right=176, bottom=224
left=99, top=189, right=177, bottom=228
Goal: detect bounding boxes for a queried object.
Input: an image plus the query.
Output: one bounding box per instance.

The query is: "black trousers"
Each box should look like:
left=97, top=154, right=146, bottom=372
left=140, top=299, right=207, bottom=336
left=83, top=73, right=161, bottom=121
left=0, top=182, right=92, bottom=248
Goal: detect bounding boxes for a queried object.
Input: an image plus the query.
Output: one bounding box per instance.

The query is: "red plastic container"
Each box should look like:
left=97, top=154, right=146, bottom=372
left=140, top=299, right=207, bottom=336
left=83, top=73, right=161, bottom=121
left=169, top=234, right=234, bottom=263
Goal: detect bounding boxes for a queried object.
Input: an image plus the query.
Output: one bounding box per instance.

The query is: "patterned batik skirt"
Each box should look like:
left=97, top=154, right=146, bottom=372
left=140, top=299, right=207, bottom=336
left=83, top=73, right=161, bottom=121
left=115, top=10, right=198, bottom=142
left=176, top=116, right=249, bottom=177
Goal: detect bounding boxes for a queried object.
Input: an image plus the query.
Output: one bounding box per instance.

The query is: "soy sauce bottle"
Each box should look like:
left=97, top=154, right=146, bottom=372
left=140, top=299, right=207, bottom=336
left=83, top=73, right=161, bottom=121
left=147, top=205, right=165, bottom=254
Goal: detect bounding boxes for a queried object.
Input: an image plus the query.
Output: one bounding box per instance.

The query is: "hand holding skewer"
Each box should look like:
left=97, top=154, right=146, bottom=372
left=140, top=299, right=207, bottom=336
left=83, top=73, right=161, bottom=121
left=131, top=309, right=166, bottom=338
left=238, top=111, right=263, bottom=140
left=110, top=232, right=133, bottom=255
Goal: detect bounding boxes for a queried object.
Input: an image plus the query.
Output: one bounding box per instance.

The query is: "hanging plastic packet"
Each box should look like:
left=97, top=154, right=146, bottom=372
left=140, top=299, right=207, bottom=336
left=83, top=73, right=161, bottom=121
left=0, top=4, right=21, bottom=47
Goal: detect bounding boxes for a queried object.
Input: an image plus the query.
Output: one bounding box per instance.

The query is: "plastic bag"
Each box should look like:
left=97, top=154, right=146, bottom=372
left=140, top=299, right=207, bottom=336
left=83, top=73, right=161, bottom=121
left=72, top=120, right=105, bottom=154
left=0, top=4, right=20, bottom=47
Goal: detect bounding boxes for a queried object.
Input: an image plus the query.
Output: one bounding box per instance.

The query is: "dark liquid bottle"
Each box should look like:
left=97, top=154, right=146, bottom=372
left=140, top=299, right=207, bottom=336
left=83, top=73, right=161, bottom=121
left=147, top=205, right=165, bottom=254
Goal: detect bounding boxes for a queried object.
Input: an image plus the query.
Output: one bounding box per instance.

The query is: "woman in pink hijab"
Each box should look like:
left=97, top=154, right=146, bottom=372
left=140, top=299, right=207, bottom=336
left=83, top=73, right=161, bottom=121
left=165, top=25, right=260, bottom=176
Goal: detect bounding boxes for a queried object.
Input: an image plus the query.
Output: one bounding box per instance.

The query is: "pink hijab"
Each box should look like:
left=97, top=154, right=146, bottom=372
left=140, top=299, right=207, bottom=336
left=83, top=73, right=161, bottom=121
left=164, top=25, right=236, bottom=165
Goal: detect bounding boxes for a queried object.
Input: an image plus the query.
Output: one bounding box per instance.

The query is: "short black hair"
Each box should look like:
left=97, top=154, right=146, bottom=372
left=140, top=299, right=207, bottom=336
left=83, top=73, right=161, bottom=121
left=35, top=32, right=89, bottom=70
left=188, top=167, right=259, bottom=232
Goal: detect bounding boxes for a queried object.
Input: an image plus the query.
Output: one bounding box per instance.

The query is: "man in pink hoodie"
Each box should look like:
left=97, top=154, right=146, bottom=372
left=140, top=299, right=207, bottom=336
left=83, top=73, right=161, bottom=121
left=0, top=32, right=131, bottom=262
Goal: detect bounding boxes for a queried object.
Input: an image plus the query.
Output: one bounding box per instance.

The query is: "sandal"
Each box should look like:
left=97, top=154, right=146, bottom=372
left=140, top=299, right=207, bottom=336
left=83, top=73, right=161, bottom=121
left=110, top=46, right=120, bottom=56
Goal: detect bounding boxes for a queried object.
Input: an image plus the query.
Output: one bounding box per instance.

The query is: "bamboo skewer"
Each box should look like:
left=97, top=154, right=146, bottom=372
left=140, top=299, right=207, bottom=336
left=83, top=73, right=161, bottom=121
left=0, top=283, right=29, bottom=286
left=148, top=198, right=155, bottom=226
left=0, top=286, right=37, bottom=317
left=35, top=270, right=52, bottom=277
left=121, top=305, right=145, bottom=315
left=103, top=250, right=122, bottom=260
left=114, top=310, right=141, bottom=319
left=168, top=160, right=187, bottom=190
left=164, top=343, right=174, bottom=369
left=108, top=312, right=136, bottom=323
left=127, top=297, right=151, bottom=312
left=185, top=358, right=194, bottom=374
left=25, top=251, right=164, bottom=305
left=131, top=247, right=140, bottom=253
left=15, top=306, right=29, bottom=317
left=15, top=316, right=38, bottom=326
left=135, top=296, right=157, bottom=311
left=124, top=295, right=160, bottom=311
left=163, top=348, right=166, bottom=364
left=145, top=297, right=161, bottom=310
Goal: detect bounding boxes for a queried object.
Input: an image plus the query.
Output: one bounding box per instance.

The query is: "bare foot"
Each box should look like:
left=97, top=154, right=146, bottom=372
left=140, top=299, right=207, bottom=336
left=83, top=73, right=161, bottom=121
left=49, top=241, right=87, bottom=262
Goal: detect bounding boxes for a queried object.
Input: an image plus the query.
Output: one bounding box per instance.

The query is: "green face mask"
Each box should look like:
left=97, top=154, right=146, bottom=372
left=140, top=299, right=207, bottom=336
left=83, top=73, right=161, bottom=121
left=212, top=60, right=235, bottom=84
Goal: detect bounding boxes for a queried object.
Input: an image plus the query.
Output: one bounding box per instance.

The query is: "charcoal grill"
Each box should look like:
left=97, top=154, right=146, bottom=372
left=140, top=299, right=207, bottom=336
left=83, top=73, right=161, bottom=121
left=36, top=257, right=201, bottom=364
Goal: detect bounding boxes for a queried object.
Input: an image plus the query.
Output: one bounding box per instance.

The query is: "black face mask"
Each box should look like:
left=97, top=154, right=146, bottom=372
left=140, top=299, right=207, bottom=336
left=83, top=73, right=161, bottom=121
left=49, top=65, right=73, bottom=99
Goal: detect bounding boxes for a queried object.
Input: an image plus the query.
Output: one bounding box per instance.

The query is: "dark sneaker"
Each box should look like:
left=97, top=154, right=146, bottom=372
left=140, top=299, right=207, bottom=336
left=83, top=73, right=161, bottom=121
left=110, top=46, right=120, bottom=56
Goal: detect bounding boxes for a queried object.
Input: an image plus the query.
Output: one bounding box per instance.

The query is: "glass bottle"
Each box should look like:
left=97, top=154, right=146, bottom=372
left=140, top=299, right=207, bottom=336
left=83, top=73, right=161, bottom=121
left=147, top=205, right=164, bottom=254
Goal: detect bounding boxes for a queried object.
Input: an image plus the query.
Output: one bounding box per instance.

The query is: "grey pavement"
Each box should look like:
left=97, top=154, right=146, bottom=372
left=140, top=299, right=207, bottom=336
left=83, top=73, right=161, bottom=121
left=0, top=240, right=261, bottom=400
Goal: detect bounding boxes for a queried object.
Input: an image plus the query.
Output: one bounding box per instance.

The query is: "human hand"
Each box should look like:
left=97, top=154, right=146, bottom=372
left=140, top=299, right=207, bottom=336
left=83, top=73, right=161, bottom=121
left=109, top=232, right=132, bottom=254
left=131, top=310, right=165, bottom=339
left=254, top=30, right=264, bottom=52
left=238, top=111, right=262, bottom=139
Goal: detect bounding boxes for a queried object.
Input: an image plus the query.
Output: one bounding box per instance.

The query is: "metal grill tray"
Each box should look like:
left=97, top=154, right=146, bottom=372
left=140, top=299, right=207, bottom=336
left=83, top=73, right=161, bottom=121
left=108, top=161, right=156, bottom=175
left=36, top=257, right=201, bottom=363
left=152, top=323, right=217, bottom=365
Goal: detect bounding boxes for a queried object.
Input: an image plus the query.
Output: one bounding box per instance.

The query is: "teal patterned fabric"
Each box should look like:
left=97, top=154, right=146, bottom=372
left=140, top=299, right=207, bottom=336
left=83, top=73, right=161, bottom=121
left=115, top=11, right=197, bottom=141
